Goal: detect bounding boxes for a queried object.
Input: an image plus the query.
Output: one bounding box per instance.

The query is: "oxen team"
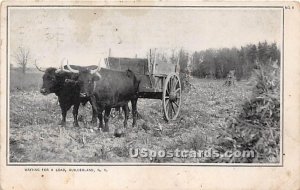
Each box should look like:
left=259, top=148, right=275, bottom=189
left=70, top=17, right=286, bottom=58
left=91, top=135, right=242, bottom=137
left=35, top=58, right=140, bottom=133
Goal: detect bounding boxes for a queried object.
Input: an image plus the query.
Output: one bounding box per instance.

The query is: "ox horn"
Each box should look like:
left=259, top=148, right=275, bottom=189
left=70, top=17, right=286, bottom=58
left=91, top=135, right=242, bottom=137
left=66, top=60, right=79, bottom=73
left=90, top=58, right=102, bottom=74
left=34, top=60, right=45, bottom=72
left=60, top=58, right=66, bottom=71
left=59, top=58, right=71, bottom=73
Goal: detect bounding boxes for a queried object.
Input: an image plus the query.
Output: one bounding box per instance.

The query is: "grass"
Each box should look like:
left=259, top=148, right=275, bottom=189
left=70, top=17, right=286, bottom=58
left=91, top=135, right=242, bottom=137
left=9, top=70, right=279, bottom=163
left=10, top=69, right=43, bottom=92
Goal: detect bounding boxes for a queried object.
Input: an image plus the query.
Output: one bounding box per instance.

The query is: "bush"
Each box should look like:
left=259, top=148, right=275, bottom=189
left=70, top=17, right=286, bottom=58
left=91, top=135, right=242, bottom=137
left=214, top=61, right=280, bottom=163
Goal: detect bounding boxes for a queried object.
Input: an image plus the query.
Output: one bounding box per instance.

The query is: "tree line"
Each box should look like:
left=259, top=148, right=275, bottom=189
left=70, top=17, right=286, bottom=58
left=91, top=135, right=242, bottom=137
left=190, top=41, right=280, bottom=80
left=13, top=41, right=280, bottom=79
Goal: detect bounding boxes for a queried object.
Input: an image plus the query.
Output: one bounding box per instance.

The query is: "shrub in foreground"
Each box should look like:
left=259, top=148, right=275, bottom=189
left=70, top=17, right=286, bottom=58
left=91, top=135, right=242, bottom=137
left=214, top=62, right=280, bottom=163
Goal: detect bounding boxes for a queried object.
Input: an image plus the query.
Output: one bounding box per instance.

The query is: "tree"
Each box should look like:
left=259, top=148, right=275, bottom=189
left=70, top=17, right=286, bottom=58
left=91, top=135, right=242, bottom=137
left=13, top=47, right=30, bottom=74
left=268, top=42, right=280, bottom=63
left=247, top=44, right=257, bottom=64
left=178, top=49, right=187, bottom=70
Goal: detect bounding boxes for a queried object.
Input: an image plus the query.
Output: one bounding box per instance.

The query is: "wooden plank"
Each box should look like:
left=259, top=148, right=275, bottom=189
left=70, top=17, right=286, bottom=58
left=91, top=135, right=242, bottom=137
left=137, top=74, right=164, bottom=93
left=106, top=57, right=149, bottom=74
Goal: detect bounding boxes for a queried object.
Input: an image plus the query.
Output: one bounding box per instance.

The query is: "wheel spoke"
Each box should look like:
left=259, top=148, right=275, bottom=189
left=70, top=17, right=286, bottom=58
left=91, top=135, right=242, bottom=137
left=169, top=102, right=173, bottom=119
left=172, top=78, right=178, bottom=91
left=175, top=82, right=179, bottom=91
left=173, top=76, right=176, bottom=87
left=166, top=98, right=170, bottom=106
left=173, top=101, right=179, bottom=107
left=170, top=77, right=174, bottom=91
left=171, top=102, right=176, bottom=115
left=175, top=93, right=180, bottom=105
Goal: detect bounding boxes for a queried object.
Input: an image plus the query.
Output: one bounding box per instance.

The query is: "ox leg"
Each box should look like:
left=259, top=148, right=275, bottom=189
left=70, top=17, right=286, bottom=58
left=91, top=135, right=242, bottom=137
left=122, top=104, right=129, bottom=128
left=91, top=106, right=98, bottom=126
left=117, top=106, right=123, bottom=119
left=103, top=108, right=111, bottom=132
left=98, top=109, right=103, bottom=130
left=89, top=98, right=98, bottom=126
left=72, top=103, right=80, bottom=128
left=60, top=111, right=67, bottom=126
left=131, top=99, right=138, bottom=127
left=59, top=105, right=68, bottom=126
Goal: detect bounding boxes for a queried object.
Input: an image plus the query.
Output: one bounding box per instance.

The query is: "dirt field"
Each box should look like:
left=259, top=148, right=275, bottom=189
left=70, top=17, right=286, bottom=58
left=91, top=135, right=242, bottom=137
left=9, top=71, right=253, bottom=163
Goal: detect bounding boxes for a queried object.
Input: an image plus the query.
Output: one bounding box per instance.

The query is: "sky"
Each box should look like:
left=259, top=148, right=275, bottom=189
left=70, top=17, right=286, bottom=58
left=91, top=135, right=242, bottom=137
left=9, top=7, right=282, bottom=67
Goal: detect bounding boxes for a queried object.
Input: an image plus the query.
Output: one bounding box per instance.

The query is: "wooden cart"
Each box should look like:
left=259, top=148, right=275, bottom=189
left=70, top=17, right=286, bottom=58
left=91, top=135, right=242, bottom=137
left=105, top=55, right=181, bottom=121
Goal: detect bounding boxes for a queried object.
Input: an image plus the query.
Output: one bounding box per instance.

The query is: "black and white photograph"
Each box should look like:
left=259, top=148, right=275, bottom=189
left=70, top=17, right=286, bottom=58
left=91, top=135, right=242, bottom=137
left=8, top=6, right=282, bottom=164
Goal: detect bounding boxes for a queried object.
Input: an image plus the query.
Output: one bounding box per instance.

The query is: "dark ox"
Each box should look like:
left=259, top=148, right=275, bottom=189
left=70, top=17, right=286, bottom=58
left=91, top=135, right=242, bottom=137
left=35, top=59, right=97, bottom=127
left=67, top=63, right=140, bottom=132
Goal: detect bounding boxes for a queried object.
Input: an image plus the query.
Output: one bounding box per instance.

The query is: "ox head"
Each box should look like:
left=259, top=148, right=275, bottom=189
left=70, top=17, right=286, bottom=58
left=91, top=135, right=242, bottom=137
left=66, top=58, right=102, bottom=98
left=35, top=58, right=71, bottom=95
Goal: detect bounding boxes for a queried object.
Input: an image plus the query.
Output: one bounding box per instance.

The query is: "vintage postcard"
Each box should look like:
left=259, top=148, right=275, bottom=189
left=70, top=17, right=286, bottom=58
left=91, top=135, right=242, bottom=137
left=1, top=1, right=299, bottom=189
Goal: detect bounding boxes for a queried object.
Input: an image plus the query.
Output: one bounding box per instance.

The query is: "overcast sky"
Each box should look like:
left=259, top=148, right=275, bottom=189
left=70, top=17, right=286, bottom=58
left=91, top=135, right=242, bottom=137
left=9, top=7, right=282, bottom=67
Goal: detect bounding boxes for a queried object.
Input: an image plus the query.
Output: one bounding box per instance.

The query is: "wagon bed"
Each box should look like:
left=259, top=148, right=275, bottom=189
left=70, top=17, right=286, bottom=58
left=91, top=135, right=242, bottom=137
left=105, top=56, right=182, bottom=121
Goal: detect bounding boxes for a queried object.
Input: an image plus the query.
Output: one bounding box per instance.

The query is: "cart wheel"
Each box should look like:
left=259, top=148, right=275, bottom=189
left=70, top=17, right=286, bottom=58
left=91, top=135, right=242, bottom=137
left=162, top=73, right=181, bottom=121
